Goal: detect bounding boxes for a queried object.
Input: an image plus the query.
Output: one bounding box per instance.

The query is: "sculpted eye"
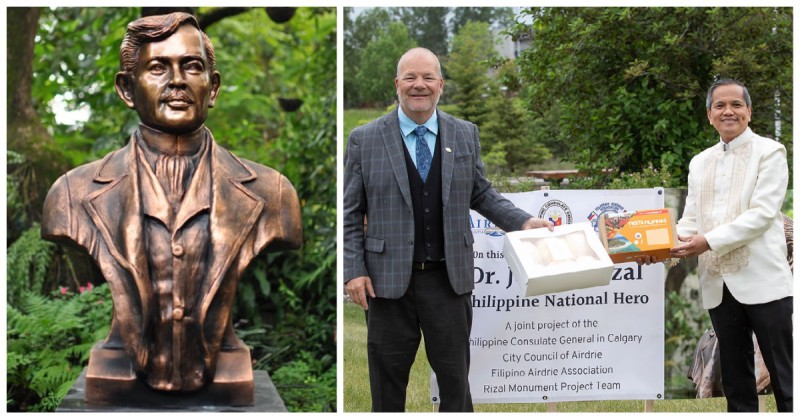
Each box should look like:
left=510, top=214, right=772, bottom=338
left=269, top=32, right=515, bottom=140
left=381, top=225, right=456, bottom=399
left=185, top=61, right=204, bottom=73
left=148, top=62, right=167, bottom=74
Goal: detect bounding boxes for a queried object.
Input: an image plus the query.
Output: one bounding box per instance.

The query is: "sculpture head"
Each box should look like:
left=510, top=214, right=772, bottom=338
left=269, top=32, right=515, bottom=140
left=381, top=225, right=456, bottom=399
left=115, top=12, right=221, bottom=134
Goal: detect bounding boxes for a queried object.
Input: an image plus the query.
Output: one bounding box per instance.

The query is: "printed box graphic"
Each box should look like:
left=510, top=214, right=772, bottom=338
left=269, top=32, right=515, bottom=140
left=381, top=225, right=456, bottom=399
left=598, top=209, right=677, bottom=263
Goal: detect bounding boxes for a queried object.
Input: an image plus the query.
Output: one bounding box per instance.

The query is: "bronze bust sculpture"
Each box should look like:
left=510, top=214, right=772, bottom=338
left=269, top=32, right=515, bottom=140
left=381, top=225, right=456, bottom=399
left=41, top=12, right=302, bottom=406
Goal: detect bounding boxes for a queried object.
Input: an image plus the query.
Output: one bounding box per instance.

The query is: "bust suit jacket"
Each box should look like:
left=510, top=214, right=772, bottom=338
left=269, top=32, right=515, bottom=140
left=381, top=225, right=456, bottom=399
left=343, top=109, right=531, bottom=299
left=677, top=128, right=792, bottom=309
left=42, top=127, right=302, bottom=375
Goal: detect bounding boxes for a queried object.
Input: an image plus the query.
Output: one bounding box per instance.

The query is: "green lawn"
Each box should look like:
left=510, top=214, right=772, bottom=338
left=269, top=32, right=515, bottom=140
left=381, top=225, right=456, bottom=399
left=343, top=108, right=389, bottom=140
left=343, top=302, right=778, bottom=412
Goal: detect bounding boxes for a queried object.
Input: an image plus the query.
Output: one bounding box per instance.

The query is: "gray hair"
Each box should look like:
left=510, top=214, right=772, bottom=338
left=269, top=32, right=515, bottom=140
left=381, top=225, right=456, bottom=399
left=706, top=78, right=751, bottom=109
left=396, top=47, right=443, bottom=79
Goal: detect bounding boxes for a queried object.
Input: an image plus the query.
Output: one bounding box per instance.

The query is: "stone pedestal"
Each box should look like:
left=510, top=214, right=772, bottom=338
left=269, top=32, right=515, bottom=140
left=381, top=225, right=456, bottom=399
left=83, top=342, right=254, bottom=406
left=57, top=370, right=286, bottom=412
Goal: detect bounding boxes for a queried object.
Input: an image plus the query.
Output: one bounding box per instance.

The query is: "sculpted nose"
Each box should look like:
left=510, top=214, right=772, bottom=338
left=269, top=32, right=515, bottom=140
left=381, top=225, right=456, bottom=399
left=169, top=66, right=187, bottom=87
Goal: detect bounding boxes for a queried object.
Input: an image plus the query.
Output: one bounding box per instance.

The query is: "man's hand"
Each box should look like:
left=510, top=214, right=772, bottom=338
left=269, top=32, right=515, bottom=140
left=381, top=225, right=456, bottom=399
left=522, top=217, right=554, bottom=231
left=346, top=276, right=375, bottom=310
left=670, top=234, right=710, bottom=259
left=634, top=255, right=662, bottom=265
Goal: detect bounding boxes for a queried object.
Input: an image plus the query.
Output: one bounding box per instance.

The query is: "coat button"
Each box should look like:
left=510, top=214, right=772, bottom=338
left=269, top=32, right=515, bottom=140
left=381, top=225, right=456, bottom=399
left=172, top=244, right=185, bottom=258
left=173, top=307, right=184, bottom=321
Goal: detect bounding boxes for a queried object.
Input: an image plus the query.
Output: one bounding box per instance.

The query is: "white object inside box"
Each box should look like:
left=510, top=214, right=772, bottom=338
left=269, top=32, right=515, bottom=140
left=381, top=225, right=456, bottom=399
left=503, top=222, right=614, bottom=297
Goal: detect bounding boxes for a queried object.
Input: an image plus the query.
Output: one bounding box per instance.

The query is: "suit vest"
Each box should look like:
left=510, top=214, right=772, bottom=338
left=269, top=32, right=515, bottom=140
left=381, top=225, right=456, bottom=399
left=403, top=135, right=445, bottom=263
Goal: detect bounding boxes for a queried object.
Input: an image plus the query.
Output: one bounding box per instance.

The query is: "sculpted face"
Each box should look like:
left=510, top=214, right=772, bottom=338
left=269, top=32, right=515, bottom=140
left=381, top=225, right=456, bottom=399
left=116, top=24, right=220, bottom=134
left=395, top=50, right=444, bottom=124
left=706, top=84, right=751, bottom=143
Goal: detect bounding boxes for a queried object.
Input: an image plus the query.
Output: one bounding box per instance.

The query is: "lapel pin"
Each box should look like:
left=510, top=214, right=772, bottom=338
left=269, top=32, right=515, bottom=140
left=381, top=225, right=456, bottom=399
left=445, top=147, right=452, bottom=152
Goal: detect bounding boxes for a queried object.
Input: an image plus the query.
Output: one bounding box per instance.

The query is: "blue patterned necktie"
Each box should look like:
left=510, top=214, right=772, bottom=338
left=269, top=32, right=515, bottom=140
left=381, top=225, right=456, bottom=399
left=414, top=125, right=432, bottom=182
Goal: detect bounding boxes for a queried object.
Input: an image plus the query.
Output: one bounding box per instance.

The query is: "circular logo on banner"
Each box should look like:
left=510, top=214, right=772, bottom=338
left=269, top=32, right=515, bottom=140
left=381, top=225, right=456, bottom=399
left=538, top=200, right=573, bottom=226
left=587, top=202, right=626, bottom=231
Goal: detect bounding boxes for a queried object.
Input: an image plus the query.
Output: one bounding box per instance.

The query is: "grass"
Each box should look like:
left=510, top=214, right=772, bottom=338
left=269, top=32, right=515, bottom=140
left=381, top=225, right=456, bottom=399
left=343, top=108, right=390, bottom=140
left=343, top=302, right=779, bottom=413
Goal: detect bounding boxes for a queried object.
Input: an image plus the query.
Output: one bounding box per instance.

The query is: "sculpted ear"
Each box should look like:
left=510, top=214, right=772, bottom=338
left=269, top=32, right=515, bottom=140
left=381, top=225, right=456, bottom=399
left=115, top=72, right=135, bottom=109
left=208, top=71, right=221, bottom=108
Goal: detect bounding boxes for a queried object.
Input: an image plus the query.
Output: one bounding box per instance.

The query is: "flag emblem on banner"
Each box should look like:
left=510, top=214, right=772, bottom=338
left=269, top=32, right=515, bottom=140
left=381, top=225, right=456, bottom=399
left=537, top=199, right=573, bottom=225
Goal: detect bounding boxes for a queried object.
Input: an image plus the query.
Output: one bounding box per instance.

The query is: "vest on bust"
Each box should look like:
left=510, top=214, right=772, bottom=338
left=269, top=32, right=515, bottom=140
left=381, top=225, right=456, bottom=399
left=402, top=133, right=445, bottom=263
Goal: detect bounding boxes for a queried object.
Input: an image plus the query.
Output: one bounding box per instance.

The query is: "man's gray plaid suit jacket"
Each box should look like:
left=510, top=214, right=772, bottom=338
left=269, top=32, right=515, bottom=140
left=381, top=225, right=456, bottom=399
left=344, top=109, right=532, bottom=299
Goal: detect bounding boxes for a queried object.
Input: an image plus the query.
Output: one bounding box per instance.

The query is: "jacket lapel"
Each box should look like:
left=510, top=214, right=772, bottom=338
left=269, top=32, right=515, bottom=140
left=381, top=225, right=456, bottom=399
left=383, top=110, right=413, bottom=209
left=438, top=110, right=456, bottom=208
left=200, top=137, right=264, bottom=323
left=83, top=138, right=152, bottom=329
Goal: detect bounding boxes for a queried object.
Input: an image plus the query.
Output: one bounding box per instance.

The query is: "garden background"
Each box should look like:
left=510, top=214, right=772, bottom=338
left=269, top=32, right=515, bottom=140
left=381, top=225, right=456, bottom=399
left=7, top=7, right=336, bottom=412
left=343, top=6, right=792, bottom=412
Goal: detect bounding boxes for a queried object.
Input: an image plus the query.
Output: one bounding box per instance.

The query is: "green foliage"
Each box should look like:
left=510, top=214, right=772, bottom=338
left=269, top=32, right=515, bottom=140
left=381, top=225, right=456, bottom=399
left=344, top=8, right=394, bottom=107
left=606, top=161, right=679, bottom=189
left=447, top=21, right=496, bottom=129
left=481, top=94, right=552, bottom=174
left=7, top=225, right=56, bottom=303
left=566, top=159, right=679, bottom=190
left=7, top=284, right=113, bottom=411
left=513, top=7, right=793, bottom=186
left=272, top=351, right=336, bottom=412
left=783, top=190, right=793, bottom=218
left=664, top=290, right=712, bottom=396
left=33, top=8, right=142, bottom=162
left=451, top=7, right=514, bottom=38
left=7, top=151, right=36, bottom=240
left=354, top=22, right=416, bottom=106
left=344, top=7, right=514, bottom=108
left=396, top=8, right=450, bottom=57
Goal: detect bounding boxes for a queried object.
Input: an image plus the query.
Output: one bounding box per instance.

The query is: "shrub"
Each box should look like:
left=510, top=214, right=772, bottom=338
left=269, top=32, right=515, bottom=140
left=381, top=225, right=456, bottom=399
left=7, top=284, right=112, bottom=411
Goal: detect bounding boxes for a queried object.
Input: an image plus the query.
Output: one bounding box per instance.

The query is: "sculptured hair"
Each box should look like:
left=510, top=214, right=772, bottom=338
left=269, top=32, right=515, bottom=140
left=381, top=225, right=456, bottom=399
left=119, top=12, right=216, bottom=75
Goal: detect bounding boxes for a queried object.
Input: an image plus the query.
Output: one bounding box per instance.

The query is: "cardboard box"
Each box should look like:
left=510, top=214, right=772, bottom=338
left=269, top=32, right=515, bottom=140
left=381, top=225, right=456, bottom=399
left=598, top=208, right=677, bottom=263
left=503, top=222, right=614, bottom=297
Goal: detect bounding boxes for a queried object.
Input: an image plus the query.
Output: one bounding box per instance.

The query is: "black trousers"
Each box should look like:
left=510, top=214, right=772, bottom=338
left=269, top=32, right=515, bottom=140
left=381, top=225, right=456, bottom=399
left=366, top=267, right=473, bottom=412
left=709, top=284, right=793, bottom=412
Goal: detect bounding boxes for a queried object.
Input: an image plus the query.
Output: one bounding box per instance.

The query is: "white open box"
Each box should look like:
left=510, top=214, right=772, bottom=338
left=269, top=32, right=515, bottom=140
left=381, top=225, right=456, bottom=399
left=503, top=222, right=614, bottom=297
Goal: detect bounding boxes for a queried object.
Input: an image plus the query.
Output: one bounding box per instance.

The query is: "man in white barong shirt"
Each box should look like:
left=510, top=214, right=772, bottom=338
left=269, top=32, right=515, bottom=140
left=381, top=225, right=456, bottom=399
left=664, top=78, right=792, bottom=412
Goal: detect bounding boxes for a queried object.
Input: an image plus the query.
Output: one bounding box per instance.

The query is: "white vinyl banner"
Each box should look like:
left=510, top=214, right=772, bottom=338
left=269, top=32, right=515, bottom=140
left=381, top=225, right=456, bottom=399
left=431, top=188, right=665, bottom=403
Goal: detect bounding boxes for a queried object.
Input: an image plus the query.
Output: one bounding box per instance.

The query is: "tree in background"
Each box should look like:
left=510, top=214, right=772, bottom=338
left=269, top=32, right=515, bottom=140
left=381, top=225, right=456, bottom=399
left=344, top=8, right=393, bottom=107
left=513, top=7, right=792, bottom=186
left=450, top=7, right=514, bottom=39
left=478, top=58, right=552, bottom=175
left=353, top=22, right=416, bottom=106
left=344, top=7, right=515, bottom=109
left=446, top=20, right=496, bottom=129
left=396, top=7, right=449, bottom=57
